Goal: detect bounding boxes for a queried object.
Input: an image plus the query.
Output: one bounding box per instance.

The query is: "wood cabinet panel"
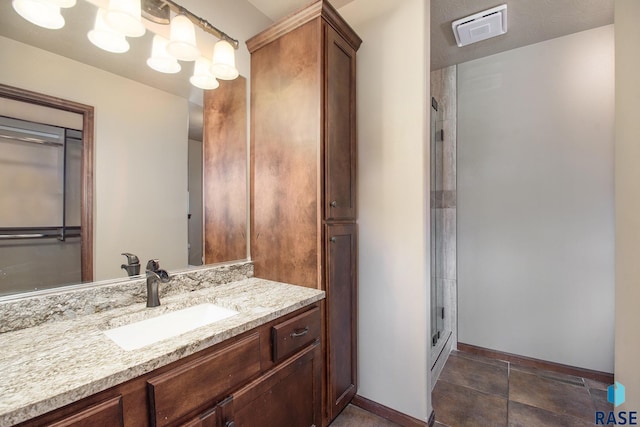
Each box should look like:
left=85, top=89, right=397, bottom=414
left=47, top=396, right=123, bottom=427
left=203, top=77, right=247, bottom=264
left=326, top=223, right=357, bottom=420
left=232, top=343, right=322, bottom=427
left=324, top=25, right=357, bottom=221
left=148, top=333, right=260, bottom=427
left=272, top=307, right=321, bottom=363
left=250, top=20, right=322, bottom=289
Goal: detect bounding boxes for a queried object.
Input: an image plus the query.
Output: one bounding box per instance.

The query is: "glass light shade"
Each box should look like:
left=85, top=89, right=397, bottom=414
left=12, top=0, right=65, bottom=29
left=211, top=40, right=239, bottom=80
left=88, top=9, right=129, bottom=53
left=166, top=14, right=200, bottom=61
left=147, top=35, right=181, bottom=74
left=49, top=0, right=76, bottom=7
left=105, top=0, right=145, bottom=38
left=190, top=57, right=219, bottom=90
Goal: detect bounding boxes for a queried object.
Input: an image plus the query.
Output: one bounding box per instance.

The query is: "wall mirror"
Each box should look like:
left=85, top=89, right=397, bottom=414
left=0, top=0, right=270, bottom=298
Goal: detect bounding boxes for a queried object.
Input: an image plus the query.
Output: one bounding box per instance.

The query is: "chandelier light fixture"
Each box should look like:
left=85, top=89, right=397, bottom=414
left=11, top=0, right=240, bottom=90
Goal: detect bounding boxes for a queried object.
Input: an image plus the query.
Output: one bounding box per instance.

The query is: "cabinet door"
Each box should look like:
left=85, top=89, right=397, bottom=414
left=325, top=223, right=357, bottom=421
left=232, top=343, right=321, bottom=427
left=325, top=25, right=357, bottom=221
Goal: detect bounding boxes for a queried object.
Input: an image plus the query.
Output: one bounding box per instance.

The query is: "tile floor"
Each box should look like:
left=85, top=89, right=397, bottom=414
left=330, top=350, right=612, bottom=426
left=432, top=350, right=613, bottom=427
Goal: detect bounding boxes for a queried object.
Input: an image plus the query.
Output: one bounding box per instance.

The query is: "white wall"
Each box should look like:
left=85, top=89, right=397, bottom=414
left=457, top=26, right=615, bottom=372
left=340, top=0, right=430, bottom=420
left=0, top=35, right=189, bottom=280
left=615, top=0, right=640, bottom=411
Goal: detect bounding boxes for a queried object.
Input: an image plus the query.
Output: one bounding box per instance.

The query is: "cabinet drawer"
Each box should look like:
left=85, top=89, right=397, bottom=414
left=48, top=396, right=123, bottom=427
left=272, top=307, right=320, bottom=363
left=148, top=333, right=261, bottom=427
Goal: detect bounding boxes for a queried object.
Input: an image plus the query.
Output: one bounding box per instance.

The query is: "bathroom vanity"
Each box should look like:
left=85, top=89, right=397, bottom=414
left=0, top=263, right=324, bottom=427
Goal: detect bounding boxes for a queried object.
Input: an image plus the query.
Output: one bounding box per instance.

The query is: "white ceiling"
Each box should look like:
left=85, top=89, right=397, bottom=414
left=431, top=0, right=614, bottom=70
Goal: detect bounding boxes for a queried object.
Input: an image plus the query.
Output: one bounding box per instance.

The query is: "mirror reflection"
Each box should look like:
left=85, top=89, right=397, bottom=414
left=0, top=114, right=82, bottom=294
left=0, top=0, right=270, bottom=297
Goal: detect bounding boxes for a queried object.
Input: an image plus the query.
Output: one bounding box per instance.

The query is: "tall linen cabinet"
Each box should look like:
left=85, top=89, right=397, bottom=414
left=247, top=1, right=361, bottom=424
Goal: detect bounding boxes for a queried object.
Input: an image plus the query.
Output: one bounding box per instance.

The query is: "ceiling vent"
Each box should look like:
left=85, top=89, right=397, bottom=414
left=452, top=5, right=508, bottom=47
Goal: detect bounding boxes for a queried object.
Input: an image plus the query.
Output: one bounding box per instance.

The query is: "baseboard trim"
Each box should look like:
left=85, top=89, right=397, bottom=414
left=351, top=395, right=428, bottom=427
left=457, top=342, right=614, bottom=384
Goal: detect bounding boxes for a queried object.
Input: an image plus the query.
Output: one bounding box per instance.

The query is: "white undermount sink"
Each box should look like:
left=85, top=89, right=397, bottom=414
left=103, top=303, right=239, bottom=351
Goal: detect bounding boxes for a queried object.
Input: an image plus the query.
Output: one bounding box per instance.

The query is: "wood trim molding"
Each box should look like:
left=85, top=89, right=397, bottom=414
left=320, top=1, right=362, bottom=50
left=246, top=0, right=361, bottom=53
left=351, top=395, right=428, bottom=427
left=0, top=83, right=94, bottom=282
left=457, top=342, right=614, bottom=384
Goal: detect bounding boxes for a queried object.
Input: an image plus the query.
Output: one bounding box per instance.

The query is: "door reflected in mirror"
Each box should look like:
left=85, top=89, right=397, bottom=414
left=0, top=84, right=94, bottom=297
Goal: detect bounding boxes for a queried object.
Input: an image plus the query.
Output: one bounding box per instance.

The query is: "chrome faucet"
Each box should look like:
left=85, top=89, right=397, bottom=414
left=145, top=259, right=170, bottom=308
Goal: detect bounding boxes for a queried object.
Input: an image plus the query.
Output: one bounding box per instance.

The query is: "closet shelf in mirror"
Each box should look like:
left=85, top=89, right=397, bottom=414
left=0, top=226, right=81, bottom=241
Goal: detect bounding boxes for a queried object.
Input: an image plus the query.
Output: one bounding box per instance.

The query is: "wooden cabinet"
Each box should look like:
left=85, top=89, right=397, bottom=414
left=179, top=397, right=233, bottom=427
left=272, top=306, right=321, bottom=363
left=47, top=396, right=123, bottom=427
left=147, top=333, right=261, bottom=427
left=325, top=224, right=357, bottom=419
left=202, top=77, right=248, bottom=264
left=325, top=27, right=357, bottom=222
left=17, top=305, right=320, bottom=427
left=247, top=1, right=360, bottom=424
left=233, top=343, right=322, bottom=427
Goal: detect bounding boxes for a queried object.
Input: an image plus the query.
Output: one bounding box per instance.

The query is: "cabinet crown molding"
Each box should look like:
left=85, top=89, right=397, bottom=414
left=246, top=0, right=362, bottom=53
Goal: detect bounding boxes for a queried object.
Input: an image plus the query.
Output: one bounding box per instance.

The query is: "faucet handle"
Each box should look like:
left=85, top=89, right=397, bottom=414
left=121, top=253, right=141, bottom=276
left=146, top=259, right=161, bottom=271
left=121, top=253, right=139, bottom=265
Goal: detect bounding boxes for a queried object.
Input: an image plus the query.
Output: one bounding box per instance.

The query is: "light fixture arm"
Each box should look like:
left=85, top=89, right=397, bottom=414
left=161, top=0, right=239, bottom=49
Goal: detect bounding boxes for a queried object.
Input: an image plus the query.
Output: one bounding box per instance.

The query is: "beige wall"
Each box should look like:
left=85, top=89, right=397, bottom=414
left=615, top=0, right=640, bottom=411
left=457, top=26, right=615, bottom=372
left=340, top=0, right=430, bottom=420
left=0, top=35, right=189, bottom=281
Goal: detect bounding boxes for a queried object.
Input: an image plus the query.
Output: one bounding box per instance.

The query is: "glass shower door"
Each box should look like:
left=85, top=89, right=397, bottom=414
left=430, top=97, right=445, bottom=349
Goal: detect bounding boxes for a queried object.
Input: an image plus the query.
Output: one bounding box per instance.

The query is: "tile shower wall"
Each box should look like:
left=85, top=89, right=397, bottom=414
left=430, top=65, right=457, bottom=377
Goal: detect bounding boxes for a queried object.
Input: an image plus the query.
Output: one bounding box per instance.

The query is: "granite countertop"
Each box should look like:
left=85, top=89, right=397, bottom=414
left=0, top=278, right=324, bottom=426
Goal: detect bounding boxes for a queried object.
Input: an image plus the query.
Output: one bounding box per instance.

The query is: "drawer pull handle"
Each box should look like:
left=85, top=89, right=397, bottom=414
left=290, top=327, right=309, bottom=338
